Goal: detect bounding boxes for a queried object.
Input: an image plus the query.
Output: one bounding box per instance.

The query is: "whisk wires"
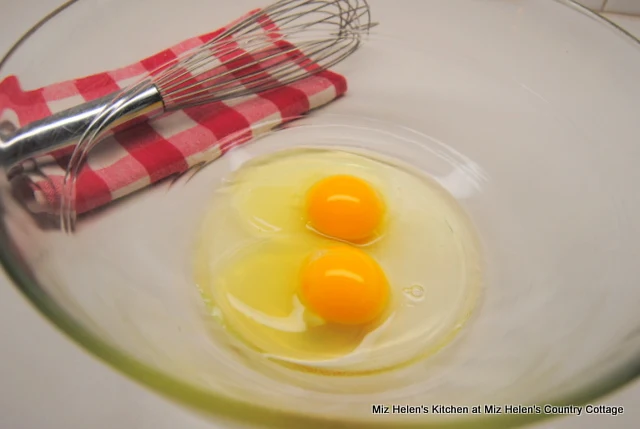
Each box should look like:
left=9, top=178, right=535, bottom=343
left=152, top=0, right=374, bottom=110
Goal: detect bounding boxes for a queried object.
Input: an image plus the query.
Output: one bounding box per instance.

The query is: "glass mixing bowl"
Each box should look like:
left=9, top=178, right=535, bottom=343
left=1, top=0, right=640, bottom=428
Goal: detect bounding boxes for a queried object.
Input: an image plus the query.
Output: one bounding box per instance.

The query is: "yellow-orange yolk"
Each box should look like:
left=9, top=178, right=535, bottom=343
left=306, top=175, right=385, bottom=242
left=300, top=246, right=390, bottom=325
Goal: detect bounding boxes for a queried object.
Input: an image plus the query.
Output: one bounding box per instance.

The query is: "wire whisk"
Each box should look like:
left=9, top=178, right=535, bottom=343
left=0, top=0, right=375, bottom=176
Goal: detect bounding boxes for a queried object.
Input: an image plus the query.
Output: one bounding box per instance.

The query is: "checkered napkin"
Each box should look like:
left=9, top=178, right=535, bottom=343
left=0, top=11, right=347, bottom=215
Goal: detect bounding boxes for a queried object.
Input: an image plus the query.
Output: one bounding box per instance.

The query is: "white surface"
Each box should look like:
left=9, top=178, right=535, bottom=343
left=1, top=1, right=640, bottom=429
left=576, top=0, right=606, bottom=11
left=603, top=12, right=640, bottom=36
left=604, top=0, right=640, bottom=15
left=0, top=271, right=216, bottom=429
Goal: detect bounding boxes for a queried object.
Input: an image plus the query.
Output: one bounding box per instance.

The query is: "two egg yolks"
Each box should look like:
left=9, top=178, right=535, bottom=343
left=300, top=175, right=389, bottom=325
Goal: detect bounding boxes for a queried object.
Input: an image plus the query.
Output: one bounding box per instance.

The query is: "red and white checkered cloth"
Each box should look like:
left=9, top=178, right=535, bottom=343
left=0, top=10, right=347, bottom=214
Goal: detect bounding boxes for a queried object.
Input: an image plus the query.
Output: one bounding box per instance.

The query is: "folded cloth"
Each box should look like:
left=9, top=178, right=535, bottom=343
left=0, top=11, right=347, bottom=215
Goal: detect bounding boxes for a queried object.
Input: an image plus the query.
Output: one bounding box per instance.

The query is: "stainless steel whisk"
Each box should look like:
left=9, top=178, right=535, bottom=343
left=0, top=0, right=374, bottom=175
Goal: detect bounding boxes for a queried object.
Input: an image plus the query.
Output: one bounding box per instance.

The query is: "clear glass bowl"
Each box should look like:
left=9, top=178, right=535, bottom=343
left=1, top=0, right=640, bottom=428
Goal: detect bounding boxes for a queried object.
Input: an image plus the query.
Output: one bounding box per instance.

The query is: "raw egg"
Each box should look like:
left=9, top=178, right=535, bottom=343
left=306, top=175, right=385, bottom=243
left=300, top=246, right=389, bottom=325
left=194, top=148, right=482, bottom=373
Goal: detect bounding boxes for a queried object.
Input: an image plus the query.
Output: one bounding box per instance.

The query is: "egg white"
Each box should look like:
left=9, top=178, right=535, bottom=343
left=194, top=148, right=482, bottom=373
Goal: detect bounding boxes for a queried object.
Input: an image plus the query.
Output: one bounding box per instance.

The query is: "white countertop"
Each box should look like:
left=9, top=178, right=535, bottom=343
left=1, top=1, right=639, bottom=428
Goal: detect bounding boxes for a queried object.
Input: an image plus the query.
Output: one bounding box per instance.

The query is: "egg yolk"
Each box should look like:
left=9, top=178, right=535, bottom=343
left=306, top=175, right=384, bottom=242
left=300, top=246, right=389, bottom=325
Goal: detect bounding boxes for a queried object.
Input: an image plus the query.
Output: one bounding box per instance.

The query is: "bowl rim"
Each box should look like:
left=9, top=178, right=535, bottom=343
left=1, top=1, right=640, bottom=428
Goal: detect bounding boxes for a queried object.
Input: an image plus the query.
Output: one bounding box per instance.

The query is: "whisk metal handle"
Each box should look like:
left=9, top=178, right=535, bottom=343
left=0, top=85, right=164, bottom=175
